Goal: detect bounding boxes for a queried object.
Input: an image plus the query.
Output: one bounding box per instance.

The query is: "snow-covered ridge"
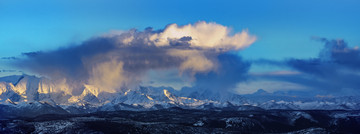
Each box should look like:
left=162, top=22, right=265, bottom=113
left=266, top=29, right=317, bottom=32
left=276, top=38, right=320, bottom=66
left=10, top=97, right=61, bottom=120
left=0, top=74, right=359, bottom=116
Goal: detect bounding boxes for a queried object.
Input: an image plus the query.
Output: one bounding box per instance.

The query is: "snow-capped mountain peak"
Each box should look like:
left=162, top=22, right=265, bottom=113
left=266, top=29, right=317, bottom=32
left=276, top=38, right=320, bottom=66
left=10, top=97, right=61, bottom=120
left=68, top=85, right=101, bottom=104
left=163, top=89, right=175, bottom=101
left=83, top=84, right=100, bottom=97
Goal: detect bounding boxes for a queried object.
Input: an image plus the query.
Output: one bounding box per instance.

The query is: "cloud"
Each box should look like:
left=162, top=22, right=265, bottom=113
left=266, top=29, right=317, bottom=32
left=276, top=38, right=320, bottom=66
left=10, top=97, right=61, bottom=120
left=21, top=51, right=42, bottom=57
left=167, top=49, right=216, bottom=74
left=287, top=38, right=360, bottom=76
left=1, top=57, right=18, bottom=60
left=194, top=54, right=251, bottom=91
left=10, top=21, right=256, bottom=94
left=286, top=39, right=360, bottom=91
left=0, top=69, right=18, bottom=73
left=149, top=21, right=256, bottom=50
left=88, top=59, right=125, bottom=93
left=251, top=38, right=360, bottom=95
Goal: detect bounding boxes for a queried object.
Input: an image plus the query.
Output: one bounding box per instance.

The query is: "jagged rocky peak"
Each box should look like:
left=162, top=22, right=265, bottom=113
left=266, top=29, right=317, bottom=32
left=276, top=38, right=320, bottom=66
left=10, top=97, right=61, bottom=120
left=4, top=74, right=40, bottom=102
left=0, top=82, right=8, bottom=95
left=163, top=89, right=172, bottom=98
left=67, top=85, right=101, bottom=104
left=82, top=84, right=100, bottom=97
left=0, top=74, right=72, bottom=103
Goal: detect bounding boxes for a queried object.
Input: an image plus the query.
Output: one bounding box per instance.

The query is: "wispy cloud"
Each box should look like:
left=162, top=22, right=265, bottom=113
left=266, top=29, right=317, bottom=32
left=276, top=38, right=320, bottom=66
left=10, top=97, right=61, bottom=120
left=1, top=57, right=18, bottom=60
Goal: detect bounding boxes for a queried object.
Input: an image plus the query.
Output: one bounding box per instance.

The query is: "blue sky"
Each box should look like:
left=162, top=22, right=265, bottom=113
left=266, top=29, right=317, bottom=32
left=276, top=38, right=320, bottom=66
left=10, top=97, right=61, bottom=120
left=1, top=0, right=360, bottom=95
left=1, top=0, right=359, bottom=59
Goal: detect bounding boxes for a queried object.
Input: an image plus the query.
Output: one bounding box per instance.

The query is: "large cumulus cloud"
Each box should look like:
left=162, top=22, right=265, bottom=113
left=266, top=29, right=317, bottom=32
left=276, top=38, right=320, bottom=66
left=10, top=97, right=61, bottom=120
left=11, top=21, right=256, bottom=95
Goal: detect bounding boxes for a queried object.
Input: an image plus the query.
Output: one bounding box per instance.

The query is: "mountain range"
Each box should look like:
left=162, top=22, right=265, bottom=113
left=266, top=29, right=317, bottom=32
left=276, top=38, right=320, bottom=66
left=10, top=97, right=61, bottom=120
left=1, top=74, right=359, bottom=118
